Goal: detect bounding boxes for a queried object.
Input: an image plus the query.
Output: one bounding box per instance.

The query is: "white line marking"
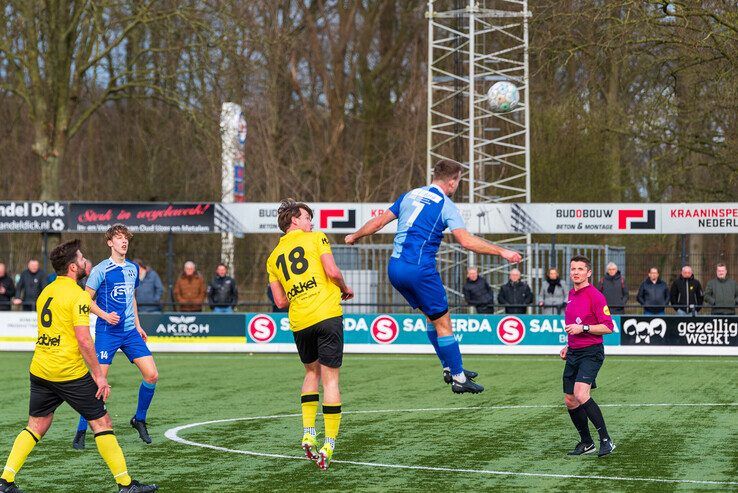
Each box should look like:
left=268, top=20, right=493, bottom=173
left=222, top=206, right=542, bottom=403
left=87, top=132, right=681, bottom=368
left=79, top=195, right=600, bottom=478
left=165, top=403, right=738, bottom=486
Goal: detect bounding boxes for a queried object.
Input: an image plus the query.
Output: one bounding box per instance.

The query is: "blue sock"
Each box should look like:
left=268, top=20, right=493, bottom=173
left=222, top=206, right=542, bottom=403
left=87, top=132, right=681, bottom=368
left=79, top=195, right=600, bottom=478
left=135, top=381, right=156, bottom=422
left=436, top=335, right=463, bottom=375
left=77, top=416, right=88, bottom=432
left=425, top=327, right=446, bottom=368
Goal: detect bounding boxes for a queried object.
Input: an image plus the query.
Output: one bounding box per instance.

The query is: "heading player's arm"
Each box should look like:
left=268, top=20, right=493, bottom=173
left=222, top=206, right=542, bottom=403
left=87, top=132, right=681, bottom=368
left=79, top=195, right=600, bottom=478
left=85, top=286, right=120, bottom=325
left=345, top=210, right=397, bottom=245
left=321, top=253, right=354, bottom=300
left=269, top=281, right=289, bottom=309
left=75, top=325, right=110, bottom=401
left=451, top=228, right=522, bottom=263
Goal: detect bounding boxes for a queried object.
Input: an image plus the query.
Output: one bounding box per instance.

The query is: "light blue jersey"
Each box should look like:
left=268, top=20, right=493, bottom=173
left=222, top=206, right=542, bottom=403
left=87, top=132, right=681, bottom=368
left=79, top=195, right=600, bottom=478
left=87, top=258, right=140, bottom=332
left=388, top=185, right=466, bottom=267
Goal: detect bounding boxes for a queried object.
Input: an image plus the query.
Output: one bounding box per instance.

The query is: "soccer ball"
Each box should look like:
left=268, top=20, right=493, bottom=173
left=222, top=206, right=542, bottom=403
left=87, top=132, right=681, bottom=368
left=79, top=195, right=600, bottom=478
left=486, top=81, right=519, bottom=113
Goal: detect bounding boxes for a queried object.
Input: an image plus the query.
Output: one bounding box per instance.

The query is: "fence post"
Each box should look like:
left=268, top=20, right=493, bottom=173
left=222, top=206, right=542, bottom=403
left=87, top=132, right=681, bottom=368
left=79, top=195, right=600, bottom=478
left=681, top=234, right=688, bottom=266
left=166, top=232, right=174, bottom=307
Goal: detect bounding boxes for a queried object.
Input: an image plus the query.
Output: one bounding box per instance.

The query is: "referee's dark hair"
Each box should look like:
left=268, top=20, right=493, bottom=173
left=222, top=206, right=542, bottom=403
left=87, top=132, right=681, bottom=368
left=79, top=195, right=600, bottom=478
left=277, top=198, right=313, bottom=233
left=570, top=255, right=592, bottom=271
left=50, top=239, right=82, bottom=275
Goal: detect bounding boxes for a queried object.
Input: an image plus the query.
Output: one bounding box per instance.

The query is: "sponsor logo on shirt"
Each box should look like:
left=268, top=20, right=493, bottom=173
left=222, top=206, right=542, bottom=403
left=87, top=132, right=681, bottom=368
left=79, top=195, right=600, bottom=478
left=286, top=277, right=317, bottom=300
left=37, top=334, right=61, bottom=347
left=110, top=283, right=135, bottom=303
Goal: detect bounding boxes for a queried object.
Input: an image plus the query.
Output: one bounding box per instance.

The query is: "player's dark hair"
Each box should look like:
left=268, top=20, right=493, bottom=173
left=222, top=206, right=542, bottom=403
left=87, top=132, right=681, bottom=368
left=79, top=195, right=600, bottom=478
left=277, top=198, right=313, bottom=233
left=432, top=159, right=463, bottom=181
left=50, top=239, right=82, bottom=275
left=649, top=266, right=659, bottom=273
left=105, top=223, right=133, bottom=242
left=570, top=255, right=592, bottom=271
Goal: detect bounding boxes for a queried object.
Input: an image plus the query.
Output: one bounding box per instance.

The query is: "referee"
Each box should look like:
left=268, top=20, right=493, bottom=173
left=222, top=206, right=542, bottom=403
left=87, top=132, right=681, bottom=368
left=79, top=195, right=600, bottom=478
left=560, top=255, right=616, bottom=457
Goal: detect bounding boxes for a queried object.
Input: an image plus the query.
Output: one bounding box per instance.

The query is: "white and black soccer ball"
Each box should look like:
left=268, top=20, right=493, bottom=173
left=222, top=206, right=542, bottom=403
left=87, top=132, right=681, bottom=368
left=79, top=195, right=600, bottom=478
left=486, top=81, right=520, bottom=113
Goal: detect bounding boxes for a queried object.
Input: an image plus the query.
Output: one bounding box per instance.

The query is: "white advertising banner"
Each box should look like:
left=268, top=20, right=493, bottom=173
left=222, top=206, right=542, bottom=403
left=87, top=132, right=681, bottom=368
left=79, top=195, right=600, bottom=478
left=224, top=203, right=738, bottom=235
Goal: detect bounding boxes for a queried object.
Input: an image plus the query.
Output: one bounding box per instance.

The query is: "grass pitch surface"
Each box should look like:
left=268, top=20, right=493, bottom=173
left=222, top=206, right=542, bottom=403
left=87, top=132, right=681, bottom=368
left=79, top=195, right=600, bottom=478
left=0, top=352, right=736, bottom=492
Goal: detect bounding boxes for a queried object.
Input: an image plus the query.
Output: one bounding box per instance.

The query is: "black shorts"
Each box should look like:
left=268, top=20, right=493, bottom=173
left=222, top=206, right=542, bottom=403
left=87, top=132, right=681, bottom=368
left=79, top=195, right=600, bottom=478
left=29, top=373, right=107, bottom=421
left=292, top=316, right=344, bottom=368
left=562, top=343, right=605, bottom=395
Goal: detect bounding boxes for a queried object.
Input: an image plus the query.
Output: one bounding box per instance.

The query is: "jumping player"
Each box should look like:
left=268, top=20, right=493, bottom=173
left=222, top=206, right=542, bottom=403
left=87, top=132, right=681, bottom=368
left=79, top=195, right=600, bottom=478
left=345, top=159, right=521, bottom=393
left=73, top=224, right=159, bottom=449
left=267, top=199, right=353, bottom=470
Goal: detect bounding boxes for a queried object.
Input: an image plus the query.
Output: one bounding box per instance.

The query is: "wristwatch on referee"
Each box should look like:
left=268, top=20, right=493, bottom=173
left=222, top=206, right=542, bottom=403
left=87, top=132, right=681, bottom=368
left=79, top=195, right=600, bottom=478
left=582, top=325, right=590, bottom=333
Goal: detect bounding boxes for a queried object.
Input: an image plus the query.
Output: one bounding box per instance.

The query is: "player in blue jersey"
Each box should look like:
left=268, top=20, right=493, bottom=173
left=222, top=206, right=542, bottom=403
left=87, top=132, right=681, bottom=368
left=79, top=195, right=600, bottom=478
left=346, top=160, right=521, bottom=394
left=72, top=224, right=159, bottom=449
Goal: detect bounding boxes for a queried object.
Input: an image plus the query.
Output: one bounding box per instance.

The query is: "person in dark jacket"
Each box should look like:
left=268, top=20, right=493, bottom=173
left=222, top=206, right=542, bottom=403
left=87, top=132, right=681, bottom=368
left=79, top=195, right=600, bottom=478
left=0, top=262, right=16, bottom=311
left=13, top=259, right=46, bottom=311
left=704, top=263, right=737, bottom=315
left=636, top=267, right=670, bottom=315
left=538, top=267, right=567, bottom=315
left=669, top=265, right=704, bottom=315
left=498, top=268, right=532, bottom=314
left=134, top=259, right=164, bottom=312
left=207, top=263, right=238, bottom=313
left=267, top=284, right=288, bottom=313
left=463, top=267, right=494, bottom=314
left=598, top=262, right=628, bottom=314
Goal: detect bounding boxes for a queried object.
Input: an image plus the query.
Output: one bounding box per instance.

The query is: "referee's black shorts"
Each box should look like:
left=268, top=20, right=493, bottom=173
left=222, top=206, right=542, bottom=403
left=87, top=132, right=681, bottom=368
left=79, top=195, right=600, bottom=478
left=292, top=316, right=344, bottom=368
left=29, top=373, right=107, bottom=421
left=562, top=343, right=605, bottom=395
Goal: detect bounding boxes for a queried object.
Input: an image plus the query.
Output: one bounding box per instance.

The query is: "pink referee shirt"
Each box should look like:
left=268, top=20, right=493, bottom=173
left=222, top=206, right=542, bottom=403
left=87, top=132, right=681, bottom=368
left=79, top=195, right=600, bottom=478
left=564, top=284, right=615, bottom=349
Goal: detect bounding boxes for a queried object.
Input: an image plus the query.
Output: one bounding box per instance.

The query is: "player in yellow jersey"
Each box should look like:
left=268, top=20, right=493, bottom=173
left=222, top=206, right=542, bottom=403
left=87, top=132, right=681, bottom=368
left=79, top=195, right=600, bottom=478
left=0, top=240, right=157, bottom=493
left=267, top=199, right=354, bottom=470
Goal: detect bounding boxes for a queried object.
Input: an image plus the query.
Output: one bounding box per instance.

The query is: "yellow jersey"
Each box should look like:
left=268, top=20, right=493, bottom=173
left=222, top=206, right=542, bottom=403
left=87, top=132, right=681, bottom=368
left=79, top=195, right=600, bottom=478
left=30, top=276, right=92, bottom=382
left=266, top=230, right=342, bottom=331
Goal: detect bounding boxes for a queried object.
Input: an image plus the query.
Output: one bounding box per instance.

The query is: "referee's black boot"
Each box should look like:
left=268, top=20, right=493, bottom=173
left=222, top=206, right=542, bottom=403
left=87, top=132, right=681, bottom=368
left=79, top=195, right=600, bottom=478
left=567, top=441, right=595, bottom=456
left=598, top=437, right=616, bottom=457
left=118, top=479, right=158, bottom=492
left=443, top=369, right=479, bottom=384
left=72, top=429, right=86, bottom=450
left=0, top=478, right=23, bottom=493
left=130, top=418, right=152, bottom=444
left=451, top=378, right=484, bottom=394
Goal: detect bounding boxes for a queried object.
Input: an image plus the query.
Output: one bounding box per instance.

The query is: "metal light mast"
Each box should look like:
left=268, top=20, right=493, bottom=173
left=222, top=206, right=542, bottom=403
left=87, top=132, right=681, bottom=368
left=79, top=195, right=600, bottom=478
left=426, top=0, right=532, bottom=305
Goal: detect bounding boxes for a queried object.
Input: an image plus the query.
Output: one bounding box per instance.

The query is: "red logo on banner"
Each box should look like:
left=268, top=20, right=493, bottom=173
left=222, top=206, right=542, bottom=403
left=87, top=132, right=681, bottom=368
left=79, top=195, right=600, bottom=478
left=618, top=209, right=656, bottom=230
left=319, top=209, right=357, bottom=229
left=370, top=316, right=399, bottom=344
left=248, top=315, right=277, bottom=343
left=497, top=317, right=525, bottom=345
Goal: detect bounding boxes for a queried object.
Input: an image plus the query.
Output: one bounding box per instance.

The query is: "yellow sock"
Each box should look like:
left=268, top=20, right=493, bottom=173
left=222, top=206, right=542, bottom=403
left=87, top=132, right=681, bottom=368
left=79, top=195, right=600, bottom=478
left=94, top=431, right=132, bottom=486
left=1, top=428, right=39, bottom=483
left=301, top=392, right=319, bottom=433
left=322, top=403, right=342, bottom=447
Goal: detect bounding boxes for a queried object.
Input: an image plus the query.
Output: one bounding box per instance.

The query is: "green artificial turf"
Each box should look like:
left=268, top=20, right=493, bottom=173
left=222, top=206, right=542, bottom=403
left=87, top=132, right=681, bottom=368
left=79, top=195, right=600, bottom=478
left=0, top=352, right=736, bottom=492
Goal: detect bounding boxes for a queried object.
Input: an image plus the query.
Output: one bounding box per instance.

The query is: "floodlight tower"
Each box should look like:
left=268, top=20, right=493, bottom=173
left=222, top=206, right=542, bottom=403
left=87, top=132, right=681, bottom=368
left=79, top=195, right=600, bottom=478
left=426, top=0, right=532, bottom=300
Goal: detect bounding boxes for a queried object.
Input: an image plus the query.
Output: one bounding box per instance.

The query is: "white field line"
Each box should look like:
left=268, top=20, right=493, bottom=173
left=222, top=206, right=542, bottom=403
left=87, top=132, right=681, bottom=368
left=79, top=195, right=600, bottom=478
left=164, top=403, right=738, bottom=487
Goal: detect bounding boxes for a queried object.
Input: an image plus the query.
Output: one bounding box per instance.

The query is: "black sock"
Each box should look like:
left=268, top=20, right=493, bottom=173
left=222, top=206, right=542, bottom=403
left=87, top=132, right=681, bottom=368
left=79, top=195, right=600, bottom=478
left=567, top=405, right=593, bottom=444
left=581, top=398, right=609, bottom=441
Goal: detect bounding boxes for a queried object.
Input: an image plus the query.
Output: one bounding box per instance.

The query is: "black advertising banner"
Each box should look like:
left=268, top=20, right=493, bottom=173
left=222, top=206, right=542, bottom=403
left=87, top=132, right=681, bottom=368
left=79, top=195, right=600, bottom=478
left=0, top=201, right=67, bottom=232
left=139, top=313, right=246, bottom=338
left=621, top=316, right=738, bottom=346
left=69, top=202, right=214, bottom=233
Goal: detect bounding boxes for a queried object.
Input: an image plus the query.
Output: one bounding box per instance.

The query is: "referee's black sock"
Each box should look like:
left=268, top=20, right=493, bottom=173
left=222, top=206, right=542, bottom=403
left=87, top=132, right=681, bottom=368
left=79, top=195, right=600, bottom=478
left=567, top=406, right=593, bottom=444
left=581, top=398, right=609, bottom=441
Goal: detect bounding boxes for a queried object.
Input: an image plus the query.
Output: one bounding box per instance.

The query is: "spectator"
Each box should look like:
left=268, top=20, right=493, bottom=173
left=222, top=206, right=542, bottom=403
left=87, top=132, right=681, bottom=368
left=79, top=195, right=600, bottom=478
left=207, top=263, right=238, bottom=313
left=669, top=265, right=704, bottom=315
left=173, top=261, right=206, bottom=312
left=135, top=258, right=164, bottom=312
left=636, top=267, right=670, bottom=315
left=462, top=267, right=495, bottom=314
left=704, top=263, right=738, bottom=315
left=598, top=262, right=628, bottom=314
left=0, top=262, right=16, bottom=311
left=267, top=284, right=288, bottom=313
left=13, top=259, right=46, bottom=311
left=538, top=267, right=567, bottom=315
left=498, top=268, right=532, bottom=314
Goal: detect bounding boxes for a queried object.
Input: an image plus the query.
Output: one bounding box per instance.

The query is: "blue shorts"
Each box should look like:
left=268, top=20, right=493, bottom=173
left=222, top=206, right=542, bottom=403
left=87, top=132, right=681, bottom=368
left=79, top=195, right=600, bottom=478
left=95, top=329, right=152, bottom=365
left=388, top=258, right=448, bottom=318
